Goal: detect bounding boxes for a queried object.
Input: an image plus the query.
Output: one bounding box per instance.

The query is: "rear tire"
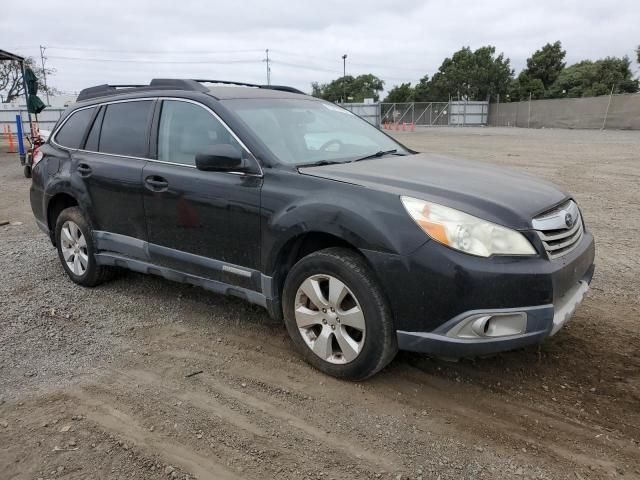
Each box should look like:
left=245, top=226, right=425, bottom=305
left=54, top=207, right=113, bottom=287
left=282, top=247, right=397, bottom=380
left=23, top=165, right=31, bottom=178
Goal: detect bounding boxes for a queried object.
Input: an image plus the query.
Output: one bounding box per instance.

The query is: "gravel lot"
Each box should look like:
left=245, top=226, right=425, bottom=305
left=1, top=127, right=639, bottom=480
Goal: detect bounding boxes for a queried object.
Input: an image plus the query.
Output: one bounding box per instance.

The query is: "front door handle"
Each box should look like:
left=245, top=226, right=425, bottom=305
left=144, top=175, right=169, bottom=191
left=77, top=163, right=92, bottom=176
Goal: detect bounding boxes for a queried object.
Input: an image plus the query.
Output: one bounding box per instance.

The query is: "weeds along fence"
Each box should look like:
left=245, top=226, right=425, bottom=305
left=489, top=93, right=640, bottom=130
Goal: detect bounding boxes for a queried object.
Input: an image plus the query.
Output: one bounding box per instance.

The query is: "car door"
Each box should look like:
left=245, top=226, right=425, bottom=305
left=142, top=98, right=262, bottom=289
left=67, top=100, right=154, bottom=244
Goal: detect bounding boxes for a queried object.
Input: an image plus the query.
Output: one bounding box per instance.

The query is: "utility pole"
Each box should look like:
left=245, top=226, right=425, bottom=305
left=342, top=54, right=347, bottom=104
left=39, top=45, right=50, bottom=105
left=264, top=49, right=271, bottom=86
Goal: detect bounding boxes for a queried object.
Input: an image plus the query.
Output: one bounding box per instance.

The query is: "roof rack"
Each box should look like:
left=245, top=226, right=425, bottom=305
left=193, top=79, right=305, bottom=94
left=77, top=78, right=305, bottom=102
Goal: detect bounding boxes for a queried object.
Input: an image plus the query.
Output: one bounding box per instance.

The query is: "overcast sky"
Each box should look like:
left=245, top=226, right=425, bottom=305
left=3, top=0, right=639, bottom=96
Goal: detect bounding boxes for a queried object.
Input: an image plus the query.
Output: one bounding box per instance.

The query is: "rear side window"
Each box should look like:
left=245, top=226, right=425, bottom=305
left=98, top=101, right=153, bottom=157
left=84, top=107, right=104, bottom=151
left=55, top=107, right=95, bottom=148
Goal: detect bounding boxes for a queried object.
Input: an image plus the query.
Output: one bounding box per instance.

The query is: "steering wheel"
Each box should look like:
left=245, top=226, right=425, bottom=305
left=318, top=139, right=343, bottom=152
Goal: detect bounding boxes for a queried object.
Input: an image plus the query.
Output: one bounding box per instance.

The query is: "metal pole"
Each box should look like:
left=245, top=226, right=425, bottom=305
left=496, top=93, right=500, bottom=127
left=527, top=92, right=532, bottom=128
left=462, top=98, right=467, bottom=127
left=39, top=45, right=50, bottom=105
left=20, top=61, right=33, bottom=137
left=264, top=49, right=271, bottom=86
left=342, top=54, right=347, bottom=104
left=601, top=84, right=614, bottom=131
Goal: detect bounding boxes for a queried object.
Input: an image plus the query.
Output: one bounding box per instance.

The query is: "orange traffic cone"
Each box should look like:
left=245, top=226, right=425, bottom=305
left=7, top=126, right=16, bottom=153
left=410, top=122, right=415, bottom=132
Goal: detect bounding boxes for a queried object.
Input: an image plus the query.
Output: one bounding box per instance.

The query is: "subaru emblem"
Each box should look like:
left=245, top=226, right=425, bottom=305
left=565, top=212, right=573, bottom=228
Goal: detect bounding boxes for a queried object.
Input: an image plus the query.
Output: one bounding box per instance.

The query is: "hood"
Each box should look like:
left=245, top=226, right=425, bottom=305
left=298, top=153, right=569, bottom=229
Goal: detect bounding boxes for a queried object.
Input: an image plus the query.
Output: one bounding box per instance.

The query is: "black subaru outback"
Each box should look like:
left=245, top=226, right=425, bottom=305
left=29, top=79, right=595, bottom=380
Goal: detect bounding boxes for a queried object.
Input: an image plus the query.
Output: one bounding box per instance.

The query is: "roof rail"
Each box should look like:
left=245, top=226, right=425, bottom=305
left=149, top=78, right=209, bottom=92
left=77, top=78, right=305, bottom=102
left=189, top=79, right=305, bottom=94
left=265, top=85, right=306, bottom=94
left=76, top=84, right=146, bottom=101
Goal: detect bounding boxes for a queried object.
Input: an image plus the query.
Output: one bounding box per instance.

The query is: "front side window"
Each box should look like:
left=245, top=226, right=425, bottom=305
left=222, top=98, right=408, bottom=165
left=157, top=100, right=242, bottom=166
left=55, top=107, right=95, bottom=149
left=98, top=101, right=153, bottom=157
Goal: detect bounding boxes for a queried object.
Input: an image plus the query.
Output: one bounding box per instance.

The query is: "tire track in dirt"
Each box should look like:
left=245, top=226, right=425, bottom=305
left=155, top=339, right=635, bottom=475
left=113, top=366, right=401, bottom=471
left=69, top=388, right=243, bottom=480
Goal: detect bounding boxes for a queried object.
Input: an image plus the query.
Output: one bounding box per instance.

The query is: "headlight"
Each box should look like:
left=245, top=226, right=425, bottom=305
left=401, top=196, right=536, bottom=257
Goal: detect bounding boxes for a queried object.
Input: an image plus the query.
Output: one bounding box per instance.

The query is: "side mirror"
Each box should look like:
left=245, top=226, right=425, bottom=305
left=195, top=144, right=244, bottom=172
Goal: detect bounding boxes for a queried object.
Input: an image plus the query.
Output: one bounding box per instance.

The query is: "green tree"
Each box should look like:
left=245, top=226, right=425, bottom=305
left=0, top=57, right=57, bottom=103
left=636, top=45, right=640, bottom=64
left=426, top=46, right=513, bottom=102
left=525, top=41, right=566, bottom=90
left=311, top=74, right=384, bottom=102
left=507, top=72, right=545, bottom=102
left=383, top=82, right=414, bottom=102
left=413, top=75, right=431, bottom=101
left=547, top=56, right=639, bottom=98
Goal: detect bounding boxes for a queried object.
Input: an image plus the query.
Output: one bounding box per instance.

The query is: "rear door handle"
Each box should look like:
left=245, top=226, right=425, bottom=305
left=144, top=175, right=169, bottom=191
left=77, top=163, right=92, bottom=176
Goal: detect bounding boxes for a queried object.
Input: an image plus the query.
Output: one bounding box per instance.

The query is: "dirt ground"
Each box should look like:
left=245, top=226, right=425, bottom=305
left=1, top=127, right=639, bottom=480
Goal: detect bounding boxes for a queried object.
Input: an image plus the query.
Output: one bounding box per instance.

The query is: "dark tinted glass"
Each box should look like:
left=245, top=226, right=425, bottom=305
left=55, top=107, right=95, bottom=148
left=99, top=101, right=153, bottom=157
left=84, top=107, right=104, bottom=151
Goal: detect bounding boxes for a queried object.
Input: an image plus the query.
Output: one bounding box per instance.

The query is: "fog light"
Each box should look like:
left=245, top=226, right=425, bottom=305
left=447, top=312, right=527, bottom=339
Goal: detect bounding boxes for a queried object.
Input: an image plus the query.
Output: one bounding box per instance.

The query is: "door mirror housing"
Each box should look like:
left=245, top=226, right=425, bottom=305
left=195, top=144, right=244, bottom=172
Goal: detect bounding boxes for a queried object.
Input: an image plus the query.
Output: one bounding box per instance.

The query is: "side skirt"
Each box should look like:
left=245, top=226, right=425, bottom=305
left=95, top=253, right=268, bottom=308
left=92, top=231, right=275, bottom=310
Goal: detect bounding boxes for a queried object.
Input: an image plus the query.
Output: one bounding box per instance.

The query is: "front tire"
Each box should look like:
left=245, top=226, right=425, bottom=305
left=54, top=207, right=112, bottom=287
left=282, top=247, right=397, bottom=380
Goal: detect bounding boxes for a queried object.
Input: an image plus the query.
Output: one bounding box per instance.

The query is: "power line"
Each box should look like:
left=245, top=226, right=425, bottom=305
left=41, top=45, right=264, bottom=55
left=47, top=55, right=261, bottom=65
left=270, top=49, right=426, bottom=73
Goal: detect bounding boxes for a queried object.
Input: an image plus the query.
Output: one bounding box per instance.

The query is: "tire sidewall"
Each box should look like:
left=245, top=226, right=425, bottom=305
left=283, top=250, right=395, bottom=380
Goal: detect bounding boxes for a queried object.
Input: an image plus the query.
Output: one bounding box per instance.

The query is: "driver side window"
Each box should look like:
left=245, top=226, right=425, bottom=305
left=158, top=100, right=241, bottom=166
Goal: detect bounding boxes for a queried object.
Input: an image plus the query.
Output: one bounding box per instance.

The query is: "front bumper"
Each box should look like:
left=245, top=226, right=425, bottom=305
left=397, top=273, right=592, bottom=357
left=362, top=230, right=595, bottom=357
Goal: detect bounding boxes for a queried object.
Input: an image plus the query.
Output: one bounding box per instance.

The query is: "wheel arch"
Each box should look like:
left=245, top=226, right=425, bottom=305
left=46, top=192, right=79, bottom=245
left=267, top=230, right=383, bottom=322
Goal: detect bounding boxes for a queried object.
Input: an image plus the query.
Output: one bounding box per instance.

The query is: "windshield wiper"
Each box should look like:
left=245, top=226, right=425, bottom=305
left=297, top=160, right=345, bottom=168
left=352, top=149, right=401, bottom=162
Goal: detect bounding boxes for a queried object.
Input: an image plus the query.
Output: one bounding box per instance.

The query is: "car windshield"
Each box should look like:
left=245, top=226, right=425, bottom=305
left=222, top=98, right=409, bottom=165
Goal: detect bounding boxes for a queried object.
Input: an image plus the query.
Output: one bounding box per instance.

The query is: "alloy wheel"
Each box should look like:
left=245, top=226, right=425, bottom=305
left=60, top=220, right=89, bottom=276
left=294, top=274, right=366, bottom=364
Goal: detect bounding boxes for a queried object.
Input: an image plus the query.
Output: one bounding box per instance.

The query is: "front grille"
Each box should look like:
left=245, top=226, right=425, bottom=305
left=532, top=201, right=584, bottom=259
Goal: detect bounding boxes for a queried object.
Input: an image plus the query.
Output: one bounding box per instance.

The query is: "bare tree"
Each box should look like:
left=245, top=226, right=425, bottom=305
left=0, top=57, right=58, bottom=103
